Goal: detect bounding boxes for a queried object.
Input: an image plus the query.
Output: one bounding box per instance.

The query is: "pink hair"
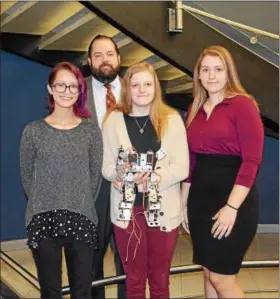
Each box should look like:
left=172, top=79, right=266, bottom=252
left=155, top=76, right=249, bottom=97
left=47, top=62, right=91, bottom=118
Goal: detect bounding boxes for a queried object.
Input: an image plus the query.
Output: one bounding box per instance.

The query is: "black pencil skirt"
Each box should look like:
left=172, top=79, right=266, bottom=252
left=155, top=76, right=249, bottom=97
left=188, top=154, right=259, bottom=275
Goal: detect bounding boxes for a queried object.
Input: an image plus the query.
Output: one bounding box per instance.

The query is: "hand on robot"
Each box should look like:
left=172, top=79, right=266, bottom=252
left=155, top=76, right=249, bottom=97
left=116, top=162, right=131, bottom=180
left=133, top=172, right=150, bottom=183
left=135, top=172, right=161, bottom=192
left=132, top=172, right=149, bottom=192
left=114, top=161, right=131, bottom=192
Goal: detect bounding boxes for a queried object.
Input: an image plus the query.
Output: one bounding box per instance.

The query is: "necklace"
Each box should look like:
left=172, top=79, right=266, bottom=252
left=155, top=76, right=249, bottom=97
left=133, top=116, right=150, bottom=134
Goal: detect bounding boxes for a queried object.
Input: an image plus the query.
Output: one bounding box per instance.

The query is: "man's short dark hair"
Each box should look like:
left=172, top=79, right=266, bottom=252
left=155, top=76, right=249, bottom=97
left=88, top=34, right=120, bottom=57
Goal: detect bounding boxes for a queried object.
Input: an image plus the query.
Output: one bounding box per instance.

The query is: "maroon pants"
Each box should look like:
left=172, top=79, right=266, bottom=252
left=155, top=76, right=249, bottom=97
left=114, top=206, right=178, bottom=299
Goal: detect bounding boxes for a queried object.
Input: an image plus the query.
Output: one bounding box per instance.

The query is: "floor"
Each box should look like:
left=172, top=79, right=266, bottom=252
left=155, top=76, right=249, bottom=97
left=1, top=233, right=279, bottom=298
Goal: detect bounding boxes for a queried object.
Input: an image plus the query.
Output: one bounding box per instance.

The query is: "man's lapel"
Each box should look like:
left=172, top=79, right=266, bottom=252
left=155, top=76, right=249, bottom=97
left=85, top=76, right=99, bottom=127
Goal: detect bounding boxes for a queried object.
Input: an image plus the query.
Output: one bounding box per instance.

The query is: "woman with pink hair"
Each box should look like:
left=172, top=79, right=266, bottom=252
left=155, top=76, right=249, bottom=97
left=20, top=62, right=103, bottom=299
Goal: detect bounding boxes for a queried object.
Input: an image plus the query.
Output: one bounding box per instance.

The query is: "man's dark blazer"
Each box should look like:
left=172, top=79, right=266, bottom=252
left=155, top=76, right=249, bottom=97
left=85, top=75, right=126, bottom=299
left=85, top=76, right=100, bottom=128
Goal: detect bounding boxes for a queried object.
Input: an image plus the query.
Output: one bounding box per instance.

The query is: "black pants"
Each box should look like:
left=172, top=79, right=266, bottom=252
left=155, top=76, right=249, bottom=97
left=92, top=179, right=126, bottom=299
left=32, top=236, right=94, bottom=299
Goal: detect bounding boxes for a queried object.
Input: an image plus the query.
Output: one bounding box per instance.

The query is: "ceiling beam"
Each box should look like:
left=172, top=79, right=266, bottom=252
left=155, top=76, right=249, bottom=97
left=153, top=60, right=169, bottom=70
left=144, top=55, right=193, bottom=81
left=1, top=1, right=17, bottom=15
left=39, top=8, right=96, bottom=50
left=166, top=82, right=193, bottom=94
left=1, top=1, right=38, bottom=27
left=141, top=54, right=168, bottom=69
left=116, top=36, right=133, bottom=48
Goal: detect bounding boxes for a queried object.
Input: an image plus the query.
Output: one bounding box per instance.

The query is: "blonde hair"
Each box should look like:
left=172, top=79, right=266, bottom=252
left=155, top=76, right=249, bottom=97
left=105, top=61, right=176, bottom=140
left=186, top=45, right=259, bottom=128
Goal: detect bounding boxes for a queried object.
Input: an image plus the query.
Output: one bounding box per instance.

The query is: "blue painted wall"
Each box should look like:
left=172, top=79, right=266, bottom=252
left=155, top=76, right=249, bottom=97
left=0, top=51, right=278, bottom=241
left=256, top=136, right=279, bottom=224
left=1, top=51, right=50, bottom=241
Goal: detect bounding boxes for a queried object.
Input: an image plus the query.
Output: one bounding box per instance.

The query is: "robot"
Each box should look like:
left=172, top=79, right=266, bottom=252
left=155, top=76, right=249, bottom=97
left=115, top=146, right=166, bottom=227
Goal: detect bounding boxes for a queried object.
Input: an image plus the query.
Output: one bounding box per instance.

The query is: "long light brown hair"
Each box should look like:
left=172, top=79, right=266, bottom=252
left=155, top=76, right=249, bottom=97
left=186, top=45, right=259, bottom=128
left=105, top=61, right=176, bottom=140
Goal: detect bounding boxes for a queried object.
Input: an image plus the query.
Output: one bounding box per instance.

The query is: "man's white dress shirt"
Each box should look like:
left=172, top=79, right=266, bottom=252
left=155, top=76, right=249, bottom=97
left=91, top=76, right=121, bottom=128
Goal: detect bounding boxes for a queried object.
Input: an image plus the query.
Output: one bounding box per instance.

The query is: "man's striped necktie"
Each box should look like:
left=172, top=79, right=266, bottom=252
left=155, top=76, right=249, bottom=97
left=105, top=83, right=117, bottom=110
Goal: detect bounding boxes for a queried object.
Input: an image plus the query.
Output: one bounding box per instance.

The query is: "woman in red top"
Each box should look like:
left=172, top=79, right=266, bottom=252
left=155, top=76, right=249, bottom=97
left=181, top=46, right=264, bottom=298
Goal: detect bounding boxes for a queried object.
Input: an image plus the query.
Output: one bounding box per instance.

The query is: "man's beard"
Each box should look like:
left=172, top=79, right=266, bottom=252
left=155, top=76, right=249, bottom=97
left=90, top=63, right=120, bottom=84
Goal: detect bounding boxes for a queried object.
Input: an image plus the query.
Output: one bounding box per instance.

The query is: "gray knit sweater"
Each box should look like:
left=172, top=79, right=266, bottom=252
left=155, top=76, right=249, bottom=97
left=20, top=119, right=103, bottom=226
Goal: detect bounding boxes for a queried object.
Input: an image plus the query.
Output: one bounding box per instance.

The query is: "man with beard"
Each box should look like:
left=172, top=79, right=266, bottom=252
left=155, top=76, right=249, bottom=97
left=86, top=35, right=125, bottom=299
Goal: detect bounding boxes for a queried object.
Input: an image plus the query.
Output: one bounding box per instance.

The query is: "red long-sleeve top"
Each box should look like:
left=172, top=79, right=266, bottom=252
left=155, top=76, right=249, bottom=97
left=185, top=95, right=264, bottom=188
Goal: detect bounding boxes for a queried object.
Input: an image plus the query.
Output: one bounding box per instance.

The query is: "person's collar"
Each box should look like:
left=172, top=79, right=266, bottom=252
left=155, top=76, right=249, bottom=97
left=206, top=96, right=235, bottom=106
left=91, top=76, right=104, bottom=88
left=91, top=75, right=120, bottom=89
left=222, top=97, right=234, bottom=105
left=110, top=75, right=121, bottom=90
left=222, top=93, right=240, bottom=104
left=198, top=96, right=233, bottom=112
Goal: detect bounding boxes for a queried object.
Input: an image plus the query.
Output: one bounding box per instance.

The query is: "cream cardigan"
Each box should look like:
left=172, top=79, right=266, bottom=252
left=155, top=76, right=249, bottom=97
left=102, top=111, right=189, bottom=232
